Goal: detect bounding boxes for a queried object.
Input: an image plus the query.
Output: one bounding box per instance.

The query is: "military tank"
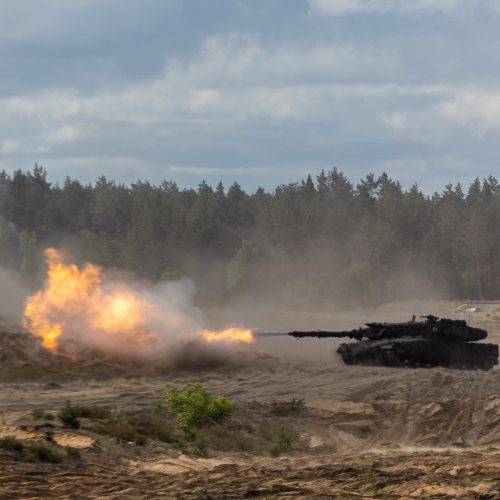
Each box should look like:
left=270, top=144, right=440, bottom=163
left=289, top=315, right=499, bottom=370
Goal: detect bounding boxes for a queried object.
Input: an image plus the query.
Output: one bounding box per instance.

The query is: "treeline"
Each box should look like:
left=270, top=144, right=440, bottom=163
left=1, top=165, right=499, bottom=307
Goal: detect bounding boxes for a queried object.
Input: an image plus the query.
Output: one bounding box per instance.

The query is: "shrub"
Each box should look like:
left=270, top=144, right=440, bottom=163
left=128, top=412, right=174, bottom=442
left=270, top=426, right=297, bottom=456
left=0, top=437, right=63, bottom=463
left=32, top=409, right=55, bottom=421
left=164, top=383, right=233, bottom=430
left=71, top=405, right=112, bottom=419
left=95, top=410, right=175, bottom=446
left=25, top=443, right=63, bottom=463
left=58, top=402, right=111, bottom=429
left=58, top=402, right=80, bottom=429
left=96, top=419, right=146, bottom=445
left=194, top=425, right=256, bottom=453
left=270, top=398, right=304, bottom=417
left=0, top=436, right=24, bottom=452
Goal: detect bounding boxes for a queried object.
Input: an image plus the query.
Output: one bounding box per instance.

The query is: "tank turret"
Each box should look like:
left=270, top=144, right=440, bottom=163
left=289, top=315, right=498, bottom=371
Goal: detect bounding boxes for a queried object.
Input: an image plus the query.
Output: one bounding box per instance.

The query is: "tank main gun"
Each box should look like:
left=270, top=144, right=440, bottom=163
left=289, top=316, right=487, bottom=343
left=289, top=329, right=364, bottom=340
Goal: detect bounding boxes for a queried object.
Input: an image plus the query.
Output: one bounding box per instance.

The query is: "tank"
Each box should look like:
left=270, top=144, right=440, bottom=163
left=289, top=315, right=499, bottom=371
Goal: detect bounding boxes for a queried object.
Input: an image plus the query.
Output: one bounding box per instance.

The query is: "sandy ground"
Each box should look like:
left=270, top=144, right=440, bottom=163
left=0, top=305, right=499, bottom=498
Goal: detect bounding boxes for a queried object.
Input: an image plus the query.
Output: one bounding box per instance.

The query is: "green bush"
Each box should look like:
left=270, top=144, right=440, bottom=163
left=164, top=383, right=233, bottom=430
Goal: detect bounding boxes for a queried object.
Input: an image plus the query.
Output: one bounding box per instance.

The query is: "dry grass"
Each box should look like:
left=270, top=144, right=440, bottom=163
left=0, top=436, right=63, bottom=463
left=32, top=409, right=55, bottom=421
left=25, top=443, right=63, bottom=463
left=52, top=395, right=304, bottom=458
left=0, top=436, right=24, bottom=452
left=194, top=426, right=256, bottom=453
left=95, top=410, right=175, bottom=446
left=270, top=398, right=304, bottom=417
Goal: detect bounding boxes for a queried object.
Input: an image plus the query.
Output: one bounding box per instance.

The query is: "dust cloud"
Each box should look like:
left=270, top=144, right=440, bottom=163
left=14, top=249, right=260, bottom=369
left=0, top=267, right=30, bottom=321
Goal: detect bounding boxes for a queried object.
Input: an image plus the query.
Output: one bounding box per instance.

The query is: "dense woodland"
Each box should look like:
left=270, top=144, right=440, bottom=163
left=1, top=165, right=499, bottom=307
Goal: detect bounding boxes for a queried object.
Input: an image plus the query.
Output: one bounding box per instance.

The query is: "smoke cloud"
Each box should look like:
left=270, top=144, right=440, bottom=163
left=19, top=248, right=256, bottom=368
left=0, top=267, right=30, bottom=321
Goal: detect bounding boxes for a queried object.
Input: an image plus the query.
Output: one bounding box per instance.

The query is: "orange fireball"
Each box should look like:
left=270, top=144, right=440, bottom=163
left=23, top=248, right=256, bottom=356
left=22, top=248, right=154, bottom=351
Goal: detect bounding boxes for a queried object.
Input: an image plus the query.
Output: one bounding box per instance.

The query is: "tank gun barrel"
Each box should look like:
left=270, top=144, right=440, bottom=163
left=289, top=330, right=364, bottom=341
left=254, top=331, right=289, bottom=337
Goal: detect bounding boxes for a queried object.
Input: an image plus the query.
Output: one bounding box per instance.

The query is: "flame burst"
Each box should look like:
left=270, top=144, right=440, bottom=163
left=200, top=327, right=255, bottom=344
left=23, top=248, right=154, bottom=351
left=22, top=248, right=255, bottom=356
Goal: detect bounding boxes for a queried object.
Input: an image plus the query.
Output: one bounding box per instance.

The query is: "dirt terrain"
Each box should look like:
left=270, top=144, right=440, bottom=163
left=0, top=307, right=499, bottom=498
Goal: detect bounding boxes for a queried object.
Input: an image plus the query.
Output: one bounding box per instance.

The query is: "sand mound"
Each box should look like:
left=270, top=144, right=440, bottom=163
left=0, top=321, right=55, bottom=367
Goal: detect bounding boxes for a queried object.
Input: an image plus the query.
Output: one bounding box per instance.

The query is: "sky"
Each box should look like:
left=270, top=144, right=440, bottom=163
left=1, top=0, right=500, bottom=192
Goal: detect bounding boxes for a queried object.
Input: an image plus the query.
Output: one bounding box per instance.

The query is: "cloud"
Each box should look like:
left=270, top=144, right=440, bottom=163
left=308, top=0, right=494, bottom=17
left=440, top=91, right=500, bottom=133
left=167, top=165, right=267, bottom=175
left=0, top=140, right=19, bottom=155
left=0, top=35, right=402, bottom=131
left=3, top=91, right=80, bottom=119
left=383, top=112, right=406, bottom=130
left=1, top=16, right=500, bottom=193
left=36, top=125, right=81, bottom=153
left=189, top=89, right=221, bottom=111
left=46, top=125, right=81, bottom=144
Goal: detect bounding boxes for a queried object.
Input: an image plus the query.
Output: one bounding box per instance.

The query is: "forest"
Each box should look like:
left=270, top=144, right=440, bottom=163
left=0, top=165, right=499, bottom=308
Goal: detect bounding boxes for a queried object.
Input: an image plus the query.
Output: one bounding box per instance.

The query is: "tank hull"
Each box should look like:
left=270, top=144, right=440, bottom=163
left=337, top=340, right=499, bottom=371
